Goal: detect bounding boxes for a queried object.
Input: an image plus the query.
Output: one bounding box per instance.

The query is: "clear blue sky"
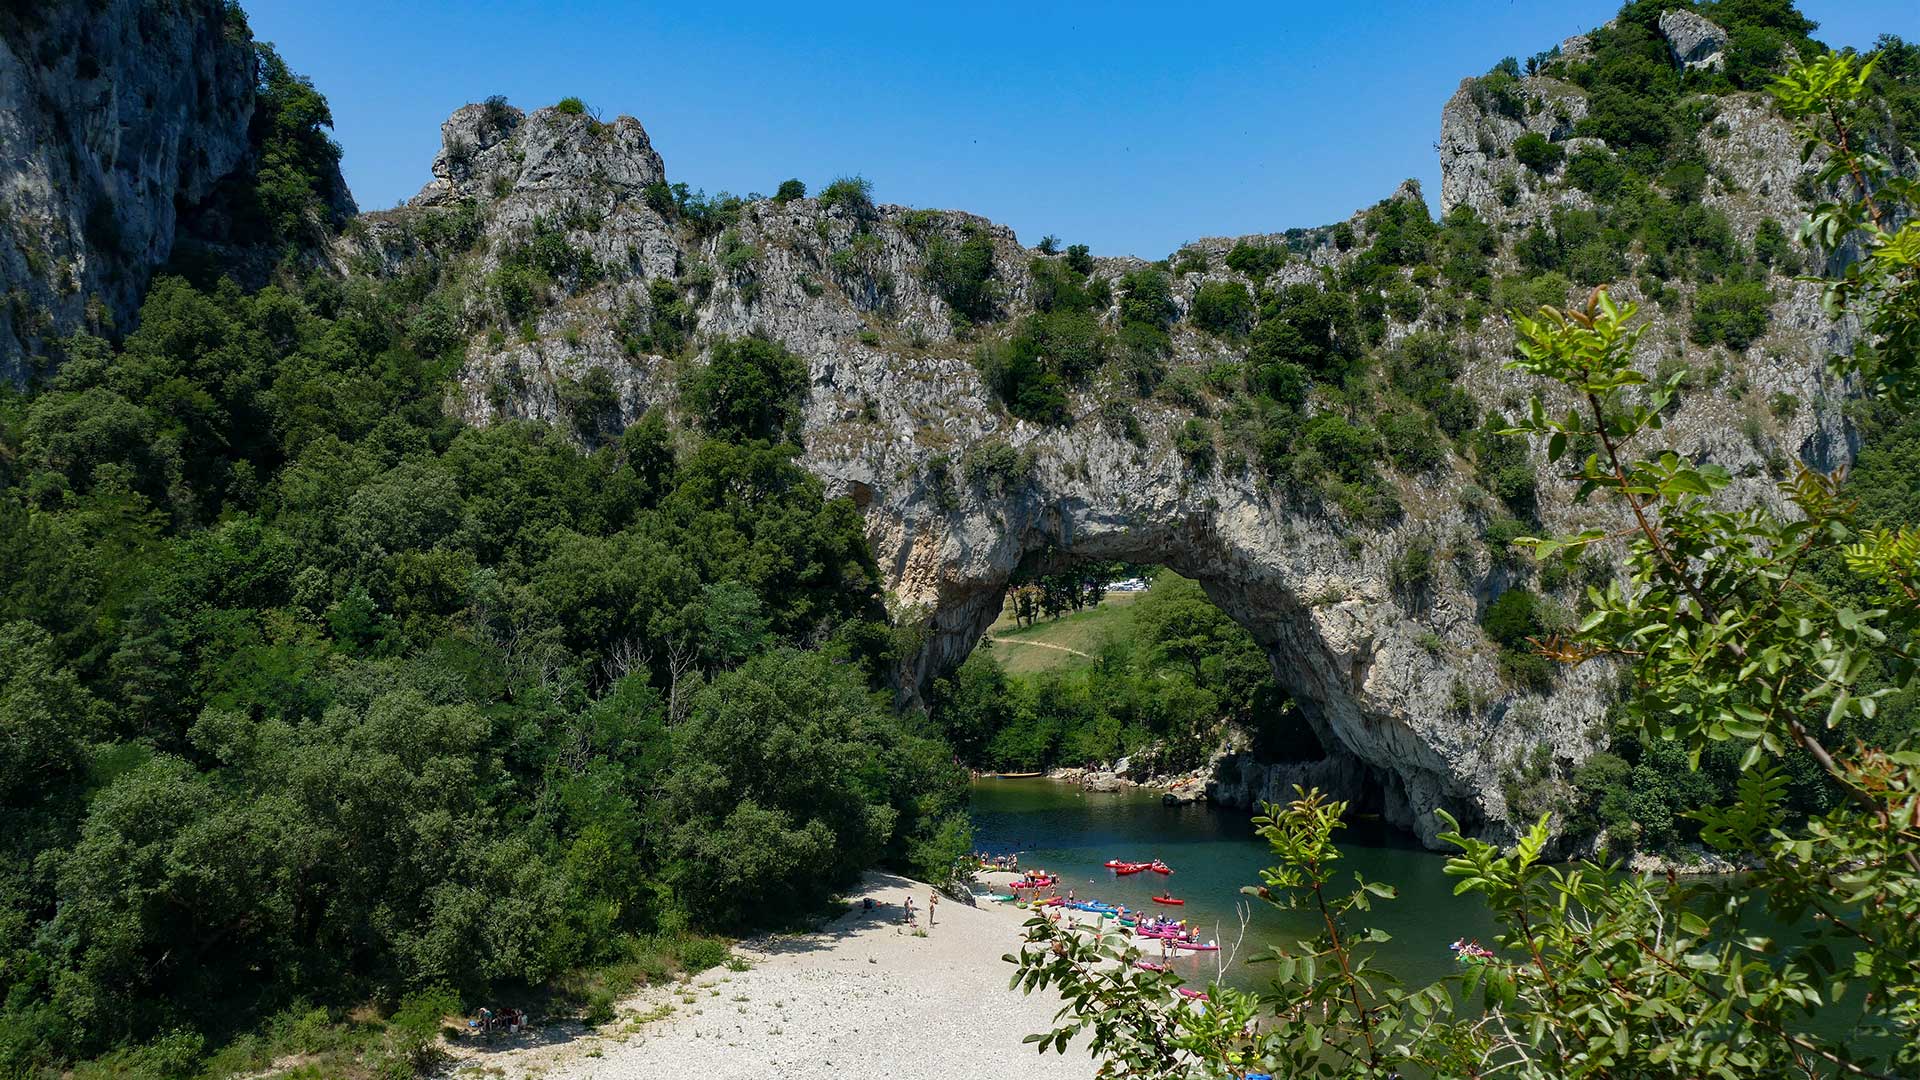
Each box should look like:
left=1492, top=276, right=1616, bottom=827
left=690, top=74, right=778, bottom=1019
left=243, top=1, right=1915, bottom=259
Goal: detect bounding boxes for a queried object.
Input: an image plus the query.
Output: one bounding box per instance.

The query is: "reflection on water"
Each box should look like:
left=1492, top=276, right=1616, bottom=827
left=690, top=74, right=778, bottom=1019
left=969, top=778, right=1499, bottom=992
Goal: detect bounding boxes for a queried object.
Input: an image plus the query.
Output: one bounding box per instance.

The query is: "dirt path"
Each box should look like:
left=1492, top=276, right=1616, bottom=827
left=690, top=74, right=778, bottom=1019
left=988, top=636, right=1091, bottom=658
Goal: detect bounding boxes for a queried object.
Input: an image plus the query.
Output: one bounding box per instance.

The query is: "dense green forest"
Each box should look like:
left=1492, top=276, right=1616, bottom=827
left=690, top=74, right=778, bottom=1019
left=0, top=37, right=967, bottom=1080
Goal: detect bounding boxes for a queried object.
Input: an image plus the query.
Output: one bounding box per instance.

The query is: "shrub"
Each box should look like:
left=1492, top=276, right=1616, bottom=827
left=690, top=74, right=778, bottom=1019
left=1484, top=515, right=1530, bottom=566
left=773, top=178, right=806, bottom=203
left=676, top=937, right=731, bottom=974
left=388, top=988, right=461, bottom=1073
left=963, top=440, right=1033, bottom=494
left=818, top=176, right=874, bottom=216
left=1469, top=65, right=1526, bottom=120
left=1379, top=411, right=1443, bottom=472
left=1172, top=249, right=1209, bottom=276
left=559, top=367, right=622, bottom=442
left=555, top=96, right=587, bottom=115
left=1223, top=241, right=1287, bottom=279
left=975, top=339, right=1067, bottom=424
left=1512, top=132, right=1564, bottom=172
left=1753, top=218, right=1798, bottom=271
left=1482, top=586, right=1543, bottom=649
left=1690, top=281, right=1772, bottom=349
left=1063, top=244, right=1095, bottom=275
left=1118, top=269, right=1176, bottom=329
left=1498, top=649, right=1556, bottom=692
left=1029, top=256, right=1108, bottom=314
left=1175, top=418, right=1216, bottom=471
left=1564, top=147, right=1624, bottom=196
left=1662, top=161, right=1708, bottom=204
left=1391, top=536, right=1437, bottom=593
left=925, top=227, right=999, bottom=324
left=1493, top=272, right=1572, bottom=317
left=1099, top=400, right=1145, bottom=445
left=1188, top=281, right=1254, bottom=336
left=643, top=180, right=675, bottom=217
left=1300, top=415, right=1380, bottom=484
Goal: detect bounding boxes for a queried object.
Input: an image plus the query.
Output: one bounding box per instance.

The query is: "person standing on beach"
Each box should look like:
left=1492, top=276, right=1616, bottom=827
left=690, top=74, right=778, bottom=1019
left=928, top=890, right=938, bottom=928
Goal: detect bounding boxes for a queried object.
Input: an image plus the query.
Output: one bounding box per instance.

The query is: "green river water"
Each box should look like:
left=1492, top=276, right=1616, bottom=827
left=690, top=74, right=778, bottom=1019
left=968, top=778, right=1883, bottom=1058
left=968, top=778, right=1500, bottom=993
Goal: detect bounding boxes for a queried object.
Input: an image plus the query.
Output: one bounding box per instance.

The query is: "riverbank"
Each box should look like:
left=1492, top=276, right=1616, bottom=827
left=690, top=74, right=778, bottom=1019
left=439, top=870, right=1093, bottom=1080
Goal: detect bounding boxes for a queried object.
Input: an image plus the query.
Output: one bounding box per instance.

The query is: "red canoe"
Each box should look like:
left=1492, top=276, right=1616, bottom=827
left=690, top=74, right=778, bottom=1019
left=1149, top=860, right=1173, bottom=874
left=1151, top=895, right=1184, bottom=905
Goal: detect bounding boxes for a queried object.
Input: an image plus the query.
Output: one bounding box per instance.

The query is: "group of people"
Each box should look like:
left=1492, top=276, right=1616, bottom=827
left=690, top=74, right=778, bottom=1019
left=469, top=1005, right=527, bottom=1035
left=975, top=851, right=1020, bottom=871
left=902, top=891, right=939, bottom=930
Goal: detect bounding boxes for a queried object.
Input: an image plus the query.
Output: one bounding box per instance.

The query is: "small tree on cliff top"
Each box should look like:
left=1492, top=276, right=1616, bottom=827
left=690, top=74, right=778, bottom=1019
left=1008, top=49, right=1920, bottom=1078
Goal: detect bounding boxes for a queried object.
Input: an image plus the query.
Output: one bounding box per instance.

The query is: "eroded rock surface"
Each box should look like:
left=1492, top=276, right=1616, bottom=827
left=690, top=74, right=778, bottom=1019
left=1659, top=10, right=1730, bottom=72
left=330, top=22, right=1858, bottom=848
left=0, top=2, right=257, bottom=378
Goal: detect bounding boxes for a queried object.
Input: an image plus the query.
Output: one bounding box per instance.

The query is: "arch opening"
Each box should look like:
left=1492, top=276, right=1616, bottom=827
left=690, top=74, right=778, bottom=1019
left=914, top=520, right=1464, bottom=838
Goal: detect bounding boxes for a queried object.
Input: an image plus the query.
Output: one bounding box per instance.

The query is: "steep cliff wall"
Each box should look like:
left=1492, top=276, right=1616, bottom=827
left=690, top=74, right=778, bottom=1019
left=334, top=14, right=1859, bottom=846
left=0, top=2, right=260, bottom=379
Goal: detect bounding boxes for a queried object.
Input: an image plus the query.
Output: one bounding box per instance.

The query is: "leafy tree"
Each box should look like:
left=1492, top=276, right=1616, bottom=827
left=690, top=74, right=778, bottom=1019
left=1117, top=269, right=1176, bottom=330
left=1512, top=131, right=1564, bottom=172
left=773, top=178, right=806, bottom=203
left=1223, top=240, right=1287, bottom=279
left=925, top=226, right=999, bottom=323
left=680, top=336, right=809, bottom=443
left=817, top=175, right=874, bottom=216
left=1188, top=281, right=1253, bottom=336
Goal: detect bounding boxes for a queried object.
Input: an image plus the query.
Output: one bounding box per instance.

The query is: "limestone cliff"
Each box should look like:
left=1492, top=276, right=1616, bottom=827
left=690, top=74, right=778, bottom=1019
left=329, top=12, right=1864, bottom=848
left=0, top=2, right=351, bottom=382
left=0, top=2, right=254, bottom=378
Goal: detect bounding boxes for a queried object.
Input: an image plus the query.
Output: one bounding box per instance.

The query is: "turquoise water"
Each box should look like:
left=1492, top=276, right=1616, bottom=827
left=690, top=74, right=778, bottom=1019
left=969, top=778, right=1888, bottom=1059
left=969, top=778, right=1500, bottom=993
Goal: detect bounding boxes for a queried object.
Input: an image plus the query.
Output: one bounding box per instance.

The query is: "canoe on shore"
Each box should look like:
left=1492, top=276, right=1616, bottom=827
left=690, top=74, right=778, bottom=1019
left=993, top=771, right=1044, bottom=778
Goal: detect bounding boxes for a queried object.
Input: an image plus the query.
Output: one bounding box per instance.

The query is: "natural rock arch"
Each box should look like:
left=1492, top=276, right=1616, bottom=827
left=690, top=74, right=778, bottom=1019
left=332, top=16, right=1858, bottom=848
left=848, top=425, right=1622, bottom=848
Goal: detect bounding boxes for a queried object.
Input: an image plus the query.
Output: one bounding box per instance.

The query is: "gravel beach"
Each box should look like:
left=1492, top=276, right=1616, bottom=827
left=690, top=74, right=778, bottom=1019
left=445, top=869, right=1097, bottom=1080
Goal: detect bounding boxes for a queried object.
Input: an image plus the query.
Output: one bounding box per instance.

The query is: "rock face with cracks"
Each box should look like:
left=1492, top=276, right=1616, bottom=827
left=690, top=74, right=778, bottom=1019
left=331, top=37, right=1861, bottom=848
left=0, top=1, right=257, bottom=380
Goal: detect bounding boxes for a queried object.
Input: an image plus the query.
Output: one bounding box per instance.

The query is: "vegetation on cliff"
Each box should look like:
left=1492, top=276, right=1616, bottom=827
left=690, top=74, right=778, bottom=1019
left=1011, top=41, right=1920, bottom=1078
left=0, top=38, right=967, bottom=1080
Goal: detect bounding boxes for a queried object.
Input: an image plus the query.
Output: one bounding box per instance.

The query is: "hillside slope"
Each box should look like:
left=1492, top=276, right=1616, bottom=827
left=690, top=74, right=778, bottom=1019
left=328, top=8, right=1887, bottom=845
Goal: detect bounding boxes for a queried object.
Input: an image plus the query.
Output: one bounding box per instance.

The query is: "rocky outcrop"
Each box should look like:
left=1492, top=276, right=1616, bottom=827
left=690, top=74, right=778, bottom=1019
left=1437, top=50, right=1592, bottom=221
left=1659, top=11, right=1729, bottom=72
left=0, top=2, right=257, bottom=380
left=334, top=25, right=1861, bottom=848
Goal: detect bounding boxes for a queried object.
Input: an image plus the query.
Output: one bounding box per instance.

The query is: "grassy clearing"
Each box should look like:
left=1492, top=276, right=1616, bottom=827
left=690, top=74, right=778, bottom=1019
left=983, top=589, right=1145, bottom=676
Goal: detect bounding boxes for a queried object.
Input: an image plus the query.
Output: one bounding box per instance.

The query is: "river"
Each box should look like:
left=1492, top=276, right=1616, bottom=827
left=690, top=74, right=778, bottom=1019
left=968, top=777, right=1892, bottom=1061
left=968, top=778, right=1500, bottom=993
